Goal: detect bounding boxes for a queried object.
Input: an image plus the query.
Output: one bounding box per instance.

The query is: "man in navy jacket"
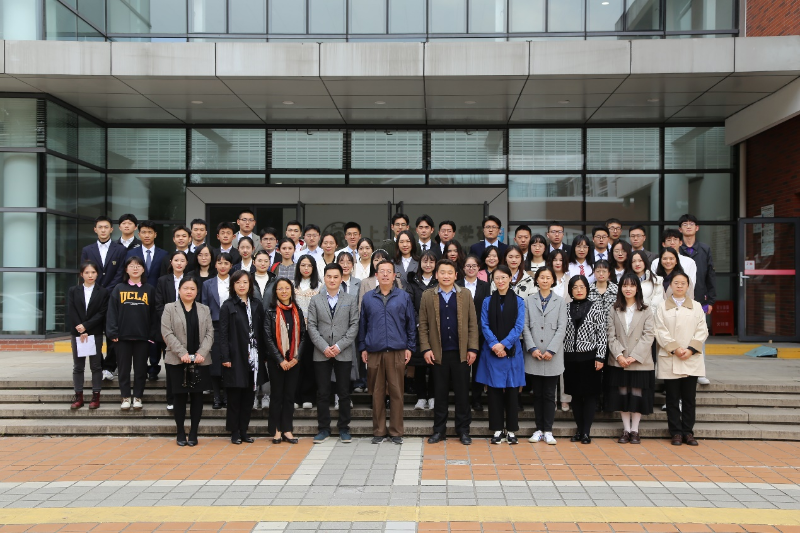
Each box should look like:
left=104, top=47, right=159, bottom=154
left=358, top=260, right=416, bottom=445
left=80, top=216, right=128, bottom=290
left=469, top=215, right=508, bottom=258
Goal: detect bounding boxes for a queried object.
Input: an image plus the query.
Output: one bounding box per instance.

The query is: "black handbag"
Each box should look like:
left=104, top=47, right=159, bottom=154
left=182, top=363, right=201, bottom=389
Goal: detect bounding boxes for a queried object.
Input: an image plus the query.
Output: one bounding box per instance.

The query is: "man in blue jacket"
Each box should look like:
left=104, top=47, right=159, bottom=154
left=358, top=260, right=416, bottom=445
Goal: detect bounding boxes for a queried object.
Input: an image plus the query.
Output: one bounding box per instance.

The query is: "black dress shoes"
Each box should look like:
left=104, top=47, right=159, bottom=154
left=212, top=397, right=222, bottom=410
left=427, top=433, right=445, bottom=444
left=176, top=434, right=187, bottom=447
left=581, top=434, right=592, bottom=444
left=231, top=433, right=242, bottom=445
left=282, top=434, right=299, bottom=444
left=187, top=431, right=198, bottom=447
left=570, top=432, right=582, bottom=442
left=472, top=402, right=483, bottom=412
left=241, top=434, right=255, bottom=444
left=459, top=433, right=472, bottom=446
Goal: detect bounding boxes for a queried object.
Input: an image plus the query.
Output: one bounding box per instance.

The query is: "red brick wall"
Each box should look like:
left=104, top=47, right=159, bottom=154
left=0, top=339, right=59, bottom=351
left=746, top=0, right=800, bottom=36
left=745, top=114, right=800, bottom=218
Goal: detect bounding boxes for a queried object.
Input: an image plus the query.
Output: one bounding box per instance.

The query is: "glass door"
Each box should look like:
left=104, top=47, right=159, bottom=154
left=737, top=218, right=800, bottom=342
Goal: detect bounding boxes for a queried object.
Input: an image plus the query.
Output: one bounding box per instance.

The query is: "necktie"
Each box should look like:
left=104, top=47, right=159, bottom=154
left=579, top=264, right=585, bottom=277
left=342, top=281, right=347, bottom=293
left=422, top=243, right=427, bottom=252
left=145, top=249, right=152, bottom=272
left=598, top=253, right=604, bottom=260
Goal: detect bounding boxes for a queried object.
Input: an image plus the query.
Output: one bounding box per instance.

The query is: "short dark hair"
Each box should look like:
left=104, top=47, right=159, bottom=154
left=238, top=209, right=255, bottom=219
left=435, top=258, right=458, bottom=274
left=178, top=277, right=199, bottom=291
left=391, top=213, right=410, bottom=225
left=534, top=266, right=557, bottom=287
left=592, top=226, right=609, bottom=238
left=216, top=221, right=236, bottom=233
left=415, top=215, right=434, bottom=228
left=661, top=228, right=683, bottom=243
left=122, top=256, right=146, bottom=283
left=324, top=263, right=343, bottom=276
left=547, top=221, right=564, bottom=232
left=671, top=271, right=691, bottom=285
left=94, top=216, right=113, bottom=227
left=605, top=218, right=622, bottom=227
left=514, top=225, right=532, bottom=236
left=253, top=250, right=271, bottom=261
left=321, top=233, right=338, bottom=247
left=375, top=259, right=396, bottom=273
left=138, top=220, right=157, bottom=232
left=303, top=224, right=321, bottom=235
left=228, top=270, right=253, bottom=299
left=259, top=227, right=278, bottom=240
left=216, top=252, right=233, bottom=265
left=493, top=265, right=513, bottom=279
left=567, top=274, right=590, bottom=299
left=482, top=215, right=502, bottom=229
left=678, top=213, right=699, bottom=226
left=336, top=251, right=354, bottom=265
left=629, top=224, right=647, bottom=235
left=344, top=221, right=361, bottom=233
left=285, top=219, right=302, bottom=230
left=438, top=220, right=456, bottom=232
left=172, top=225, right=190, bottom=238
left=118, top=214, right=138, bottom=226
left=269, top=278, right=295, bottom=309
left=480, top=245, right=502, bottom=269
left=189, top=218, right=207, bottom=231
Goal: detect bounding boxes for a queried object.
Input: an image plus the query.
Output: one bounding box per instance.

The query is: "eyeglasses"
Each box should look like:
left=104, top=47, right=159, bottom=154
left=345, top=232, right=360, bottom=237
left=238, top=218, right=255, bottom=223
left=484, top=225, right=500, bottom=230
left=464, top=264, right=480, bottom=269
left=548, top=230, right=563, bottom=235
left=681, top=222, right=697, bottom=228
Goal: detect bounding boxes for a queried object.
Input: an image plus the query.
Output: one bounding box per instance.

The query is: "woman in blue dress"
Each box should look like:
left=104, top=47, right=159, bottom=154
left=475, top=265, right=527, bottom=445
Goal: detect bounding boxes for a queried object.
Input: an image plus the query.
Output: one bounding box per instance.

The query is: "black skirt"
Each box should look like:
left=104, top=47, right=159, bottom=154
left=603, top=365, right=655, bottom=415
left=564, top=354, right=603, bottom=397
left=166, top=363, right=211, bottom=393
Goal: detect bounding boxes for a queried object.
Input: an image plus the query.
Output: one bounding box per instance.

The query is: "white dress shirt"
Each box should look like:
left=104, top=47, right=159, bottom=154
left=173, top=275, right=183, bottom=301
left=484, top=239, right=499, bottom=249
left=401, top=256, right=413, bottom=271
left=121, top=236, right=135, bottom=248
left=96, top=240, right=111, bottom=266
left=568, top=261, right=595, bottom=284
left=83, top=284, right=94, bottom=311
left=594, top=249, right=609, bottom=263
left=354, top=261, right=371, bottom=280
left=650, top=255, right=697, bottom=286
left=464, top=279, right=477, bottom=298
left=217, top=275, right=230, bottom=306
left=141, top=244, right=156, bottom=271
left=418, top=240, right=433, bottom=253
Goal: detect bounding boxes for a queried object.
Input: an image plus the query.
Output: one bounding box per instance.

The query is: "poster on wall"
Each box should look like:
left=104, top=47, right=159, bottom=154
left=761, top=205, right=774, bottom=257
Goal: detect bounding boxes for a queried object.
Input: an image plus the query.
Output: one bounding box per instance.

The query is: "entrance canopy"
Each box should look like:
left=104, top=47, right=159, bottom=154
left=0, top=37, right=798, bottom=131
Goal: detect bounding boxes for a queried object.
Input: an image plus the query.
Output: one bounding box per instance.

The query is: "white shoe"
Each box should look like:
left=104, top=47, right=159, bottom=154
left=529, top=430, right=543, bottom=443
left=544, top=432, right=557, bottom=445
left=166, top=404, right=173, bottom=410
left=661, top=403, right=667, bottom=411
left=253, top=397, right=260, bottom=410
left=427, top=398, right=435, bottom=410
left=414, top=399, right=427, bottom=410
left=302, top=402, right=313, bottom=409
left=294, top=403, right=299, bottom=409
left=102, top=370, right=114, bottom=381
left=262, top=396, right=270, bottom=409
left=132, top=398, right=142, bottom=410
left=561, top=402, right=570, bottom=412
left=120, top=398, right=131, bottom=410
left=698, top=377, right=710, bottom=385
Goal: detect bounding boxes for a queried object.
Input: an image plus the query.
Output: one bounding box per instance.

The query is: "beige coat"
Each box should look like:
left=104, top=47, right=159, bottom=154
left=606, top=306, right=655, bottom=372
left=654, top=297, right=709, bottom=379
left=161, top=301, right=214, bottom=366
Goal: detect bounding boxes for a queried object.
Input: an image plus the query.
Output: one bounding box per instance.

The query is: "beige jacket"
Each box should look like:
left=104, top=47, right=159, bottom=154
left=161, top=301, right=214, bottom=366
left=654, top=297, right=709, bottom=379
left=606, top=306, right=655, bottom=372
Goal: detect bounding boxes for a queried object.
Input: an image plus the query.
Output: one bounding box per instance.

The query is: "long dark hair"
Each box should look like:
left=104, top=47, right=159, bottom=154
left=442, top=239, right=466, bottom=274
left=121, top=256, right=146, bottom=283
left=369, top=249, right=392, bottom=277
left=194, top=243, right=216, bottom=274
left=79, top=261, right=100, bottom=285
left=166, top=250, right=188, bottom=274
left=614, top=272, right=647, bottom=311
left=414, top=250, right=440, bottom=283
left=610, top=239, right=632, bottom=282
left=269, top=277, right=296, bottom=309
left=567, top=235, right=592, bottom=265
left=546, top=249, right=568, bottom=273
left=480, top=245, right=502, bottom=271
left=393, top=230, right=419, bottom=263
left=655, top=247, right=683, bottom=279
left=356, top=237, right=374, bottom=258
left=629, top=250, right=655, bottom=288
left=294, top=254, right=320, bottom=289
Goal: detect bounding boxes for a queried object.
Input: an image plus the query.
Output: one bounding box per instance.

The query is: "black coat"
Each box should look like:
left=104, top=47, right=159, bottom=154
left=66, top=284, right=110, bottom=337
left=214, top=246, right=241, bottom=266
left=263, top=305, right=308, bottom=366
left=218, top=297, right=268, bottom=388
left=457, top=277, right=491, bottom=345
left=405, top=272, right=438, bottom=364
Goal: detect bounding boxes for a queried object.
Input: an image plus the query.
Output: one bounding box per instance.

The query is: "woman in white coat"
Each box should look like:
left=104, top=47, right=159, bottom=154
left=631, top=251, right=664, bottom=312
left=654, top=272, right=709, bottom=447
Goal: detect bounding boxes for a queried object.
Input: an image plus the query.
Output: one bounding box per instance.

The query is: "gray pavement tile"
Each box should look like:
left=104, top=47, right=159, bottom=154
left=185, top=499, right=218, bottom=506
left=736, top=494, right=767, bottom=502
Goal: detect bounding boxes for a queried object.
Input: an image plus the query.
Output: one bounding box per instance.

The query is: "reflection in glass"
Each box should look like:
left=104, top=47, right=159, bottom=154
left=0, top=153, right=38, bottom=208
left=269, top=0, right=306, bottom=33
left=0, top=272, right=40, bottom=334
left=78, top=165, right=105, bottom=218
left=626, top=0, right=661, bottom=30
left=309, top=0, right=346, bottom=33
left=509, top=0, right=545, bottom=31
left=509, top=129, right=582, bottom=170
left=271, top=131, right=344, bottom=169
left=429, top=0, right=467, bottom=33
left=108, top=0, right=188, bottom=34
left=270, top=174, right=346, bottom=185
left=108, top=128, right=187, bottom=170
left=46, top=156, right=77, bottom=214
left=191, top=129, right=266, bottom=170
left=469, top=0, right=506, bottom=33
left=349, top=174, right=425, bottom=185
left=389, top=0, right=425, bottom=32
left=351, top=131, right=423, bottom=169
left=509, top=175, right=582, bottom=221
left=665, top=127, right=732, bottom=169
left=548, top=0, right=584, bottom=31
left=431, top=131, right=505, bottom=170
left=47, top=273, right=75, bottom=334
left=45, top=0, right=76, bottom=40
left=78, top=0, right=106, bottom=32
left=109, top=174, right=187, bottom=221
left=587, top=0, right=624, bottom=31
left=350, top=0, right=387, bottom=33
left=0, top=99, right=41, bottom=148
left=664, top=173, right=732, bottom=222
left=190, top=0, right=226, bottom=32
left=78, top=18, right=104, bottom=40
left=0, top=213, right=38, bottom=267
left=587, top=128, right=659, bottom=170
left=230, top=0, right=267, bottom=33
left=429, top=174, right=506, bottom=185
left=189, top=174, right=266, bottom=185
left=46, top=215, right=78, bottom=269
left=666, top=0, right=735, bottom=31
left=79, top=117, right=106, bottom=168
left=47, top=101, right=79, bottom=158
left=586, top=174, right=659, bottom=221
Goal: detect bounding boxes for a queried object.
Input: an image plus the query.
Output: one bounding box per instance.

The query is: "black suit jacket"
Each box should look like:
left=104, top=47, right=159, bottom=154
left=418, top=240, right=442, bottom=259
left=159, top=250, right=197, bottom=277
left=66, top=284, right=110, bottom=337
left=126, top=246, right=168, bottom=288
left=80, top=241, right=128, bottom=290
left=214, top=246, right=241, bottom=266
left=468, top=241, right=508, bottom=260
left=549, top=244, right=571, bottom=257
left=119, top=236, right=141, bottom=250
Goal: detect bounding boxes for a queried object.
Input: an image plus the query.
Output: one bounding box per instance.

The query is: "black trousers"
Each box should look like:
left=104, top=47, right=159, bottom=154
left=432, top=351, right=471, bottom=435
left=487, top=386, right=519, bottom=433
left=414, top=366, right=434, bottom=401
left=72, top=335, right=103, bottom=393
left=173, top=391, right=203, bottom=437
left=664, top=376, right=698, bottom=436
left=294, top=340, right=316, bottom=405
left=471, top=350, right=483, bottom=405
left=147, top=342, right=161, bottom=377
left=530, top=374, right=558, bottom=432
left=226, top=375, right=256, bottom=438
left=267, top=357, right=300, bottom=434
left=314, top=358, right=352, bottom=432
left=571, top=394, right=598, bottom=436
left=116, top=340, right=149, bottom=398
left=101, top=342, right=117, bottom=373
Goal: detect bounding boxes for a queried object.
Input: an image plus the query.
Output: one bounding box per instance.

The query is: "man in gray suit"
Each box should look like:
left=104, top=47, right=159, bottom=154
left=307, top=263, right=360, bottom=444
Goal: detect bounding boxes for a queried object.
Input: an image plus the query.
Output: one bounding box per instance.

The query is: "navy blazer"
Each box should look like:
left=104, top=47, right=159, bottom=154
left=202, top=276, right=228, bottom=322
left=126, top=245, right=168, bottom=288
left=469, top=241, right=508, bottom=260
left=80, top=241, right=128, bottom=290
left=119, top=236, right=141, bottom=250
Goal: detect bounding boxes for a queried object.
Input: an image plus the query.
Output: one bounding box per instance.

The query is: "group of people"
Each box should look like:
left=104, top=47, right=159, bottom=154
left=67, top=208, right=716, bottom=447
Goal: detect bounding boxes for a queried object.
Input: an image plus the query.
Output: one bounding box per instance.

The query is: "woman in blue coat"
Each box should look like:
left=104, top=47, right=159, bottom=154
left=475, top=265, right=526, bottom=445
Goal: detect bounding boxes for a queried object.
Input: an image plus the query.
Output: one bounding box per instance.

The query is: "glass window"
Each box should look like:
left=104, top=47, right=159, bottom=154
left=429, top=174, right=506, bottom=185
left=109, top=174, right=186, bottom=221
left=0, top=0, right=40, bottom=40
left=586, top=174, right=659, bottom=221
left=78, top=18, right=104, bottom=40
left=0, top=272, right=41, bottom=335
left=230, top=0, right=267, bottom=33
left=78, top=165, right=105, bottom=218
left=469, top=0, right=506, bottom=33
left=78, top=116, right=106, bottom=168
left=46, top=272, right=75, bottom=334
left=0, top=98, right=43, bottom=148
left=430, top=0, right=466, bottom=33
left=0, top=153, right=38, bottom=207
left=548, top=0, right=584, bottom=31
left=509, top=175, right=582, bottom=221
left=269, top=0, right=307, bottom=33
left=664, top=173, right=732, bottom=222
left=45, top=0, right=77, bottom=40
left=389, top=0, right=425, bottom=32
left=190, top=0, right=227, bottom=32
left=587, top=0, right=624, bottom=31
left=270, top=174, right=346, bottom=185
left=509, top=129, right=582, bottom=170
left=46, top=215, right=78, bottom=269
left=189, top=174, right=266, bottom=184
left=350, top=0, right=387, bottom=33
left=587, top=128, right=660, bottom=170
left=431, top=131, right=505, bottom=170
left=665, top=127, right=732, bottom=169
left=666, top=0, right=735, bottom=31
left=78, top=0, right=106, bottom=32
left=351, top=131, right=423, bottom=169
left=309, top=0, right=345, bottom=33
left=0, top=213, right=39, bottom=267
left=509, top=0, right=545, bottom=31
left=47, top=101, right=79, bottom=158
left=191, top=128, right=266, bottom=170
left=626, top=0, right=661, bottom=31
left=108, top=128, right=187, bottom=170
left=46, top=156, right=77, bottom=214
left=349, top=174, right=425, bottom=185
left=271, top=131, right=343, bottom=169
left=108, top=0, right=187, bottom=34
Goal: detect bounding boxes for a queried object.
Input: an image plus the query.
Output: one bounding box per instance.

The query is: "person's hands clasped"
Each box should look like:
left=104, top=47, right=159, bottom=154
left=323, top=345, right=339, bottom=358
left=542, top=351, right=553, bottom=361
left=531, top=349, right=543, bottom=360
left=492, top=343, right=507, bottom=358
left=617, top=354, right=628, bottom=368
left=280, top=359, right=297, bottom=371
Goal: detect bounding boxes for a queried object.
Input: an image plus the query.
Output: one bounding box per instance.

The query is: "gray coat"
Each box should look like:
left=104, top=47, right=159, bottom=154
left=340, top=276, right=361, bottom=297
left=306, top=291, right=360, bottom=363
left=522, top=292, right=568, bottom=377
left=606, top=306, right=656, bottom=372
left=161, top=301, right=215, bottom=366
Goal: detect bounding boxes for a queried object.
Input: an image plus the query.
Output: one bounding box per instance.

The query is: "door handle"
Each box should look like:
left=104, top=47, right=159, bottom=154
left=739, top=272, right=750, bottom=287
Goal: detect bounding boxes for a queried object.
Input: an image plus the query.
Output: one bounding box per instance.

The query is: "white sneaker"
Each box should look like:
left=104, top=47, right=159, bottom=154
left=166, top=404, right=173, bottom=410
left=102, top=370, right=114, bottom=381
left=661, top=403, right=667, bottom=411
left=132, top=397, right=142, bottom=410
left=253, top=397, right=260, bottom=410
left=120, top=398, right=131, bottom=410
left=302, top=402, right=313, bottom=409
left=414, top=399, right=427, bottom=410
left=294, top=403, right=299, bottom=409
left=262, top=396, right=270, bottom=409
left=544, top=432, right=557, bottom=445
left=529, top=430, right=543, bottom=443
left=427, top=398, right=435, bottom=410
left=698, top=377, right=710, bottom=385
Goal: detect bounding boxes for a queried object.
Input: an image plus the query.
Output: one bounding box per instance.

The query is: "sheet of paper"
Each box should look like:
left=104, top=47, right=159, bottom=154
left=76, top=335, right=96, bottom=357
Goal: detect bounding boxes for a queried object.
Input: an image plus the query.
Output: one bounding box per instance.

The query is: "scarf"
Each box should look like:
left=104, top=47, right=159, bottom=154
left=569, top=298, right=592, bottom=331
left=276, top=301, right=301, bottom=362
left=244, top=298, right=258, bottom=390
left=488, top=290, right=518, bottom=355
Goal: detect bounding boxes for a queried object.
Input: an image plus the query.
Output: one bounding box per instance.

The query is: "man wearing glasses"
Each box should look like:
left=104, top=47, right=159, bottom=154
left=547, top=222, right=571, bottom=255
left=468, top=215, right=508, bottom=258
left=234, top=209, right=262, bottom=252
left=379, top=213, right=410, bottom=258
left=337, top=222, right=362, bottom=261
